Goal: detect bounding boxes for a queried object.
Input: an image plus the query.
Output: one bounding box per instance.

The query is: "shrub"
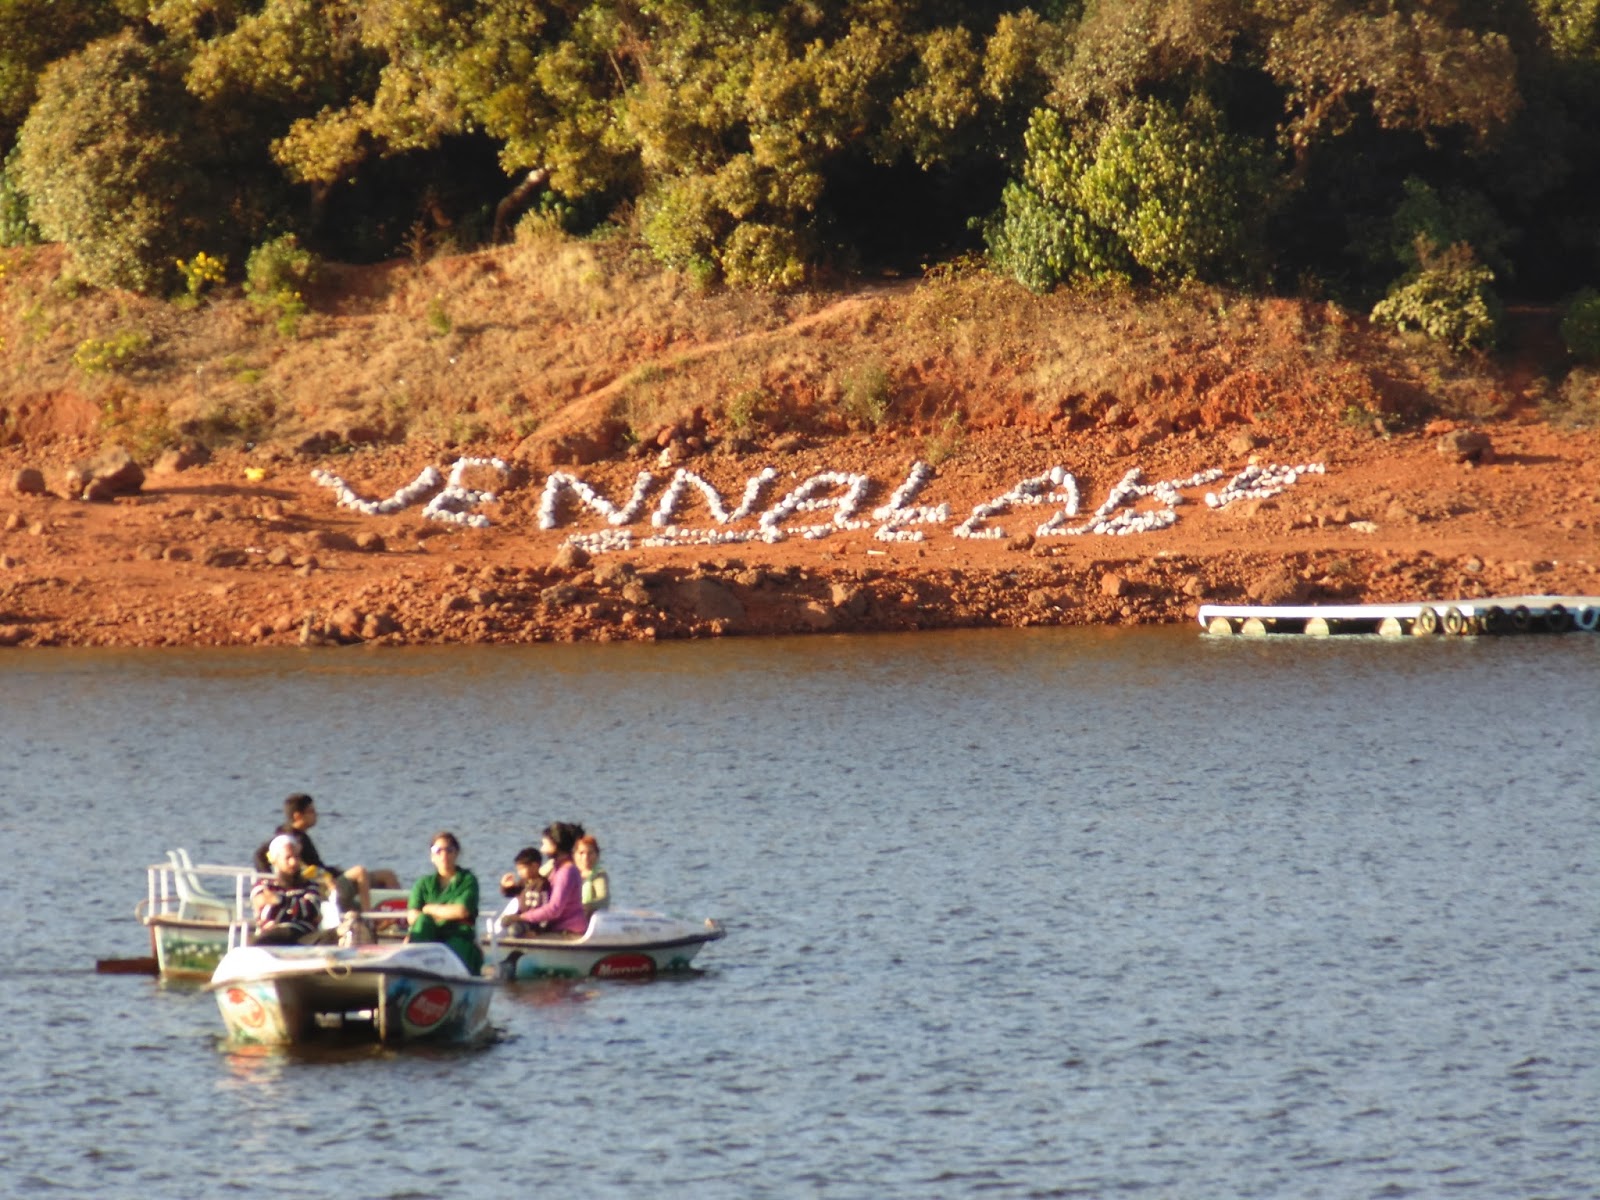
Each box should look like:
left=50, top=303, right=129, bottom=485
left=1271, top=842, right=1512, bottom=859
left=175, top=251, right=226, bottom=300
left=987, top=99, right=1273, bottom=290
left=640, top=176, right=722, bottom=275
left=425, top=296, right=452, bottom=336
left=1558, top=289, right=1600, bottom=362
left=1370, top=239, right=1501, bottom=352
left=0, top=146, right=39, bottom=247
left=1374, top=177, right=1513, bottom=280
left=719, top=223, right=805, bottom=290
left=1549, top=367, right=1600, bottom=427
left=73, top=330, right=149, bottom=374
left=14, top=32, right=215, bottom=292
left=723, top=389, right=766, bottom=435
left=923, top=410, right=966, bottom=465
left=245, top=233, right=317, bottom=298
left=246, top=234, right=317, bottom=337
left=841, top=361, right=892, bottom=429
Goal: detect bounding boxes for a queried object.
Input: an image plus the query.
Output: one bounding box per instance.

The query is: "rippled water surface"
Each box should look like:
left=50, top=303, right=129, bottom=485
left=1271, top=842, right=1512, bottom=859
left=2, top=628, right=1596, bottom=1198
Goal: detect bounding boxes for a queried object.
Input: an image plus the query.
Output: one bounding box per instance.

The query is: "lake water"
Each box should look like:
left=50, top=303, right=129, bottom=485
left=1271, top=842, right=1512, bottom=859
left=1, top=628, right=1596, bottom=1198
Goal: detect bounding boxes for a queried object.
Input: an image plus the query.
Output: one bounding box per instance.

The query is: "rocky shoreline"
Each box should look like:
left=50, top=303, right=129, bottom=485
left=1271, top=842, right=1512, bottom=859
left=1, top=413, right=1596, bottom=649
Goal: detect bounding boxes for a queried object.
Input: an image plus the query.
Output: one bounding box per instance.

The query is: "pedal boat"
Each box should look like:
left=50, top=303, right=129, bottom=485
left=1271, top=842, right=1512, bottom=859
left=139, top=849, right=408, bottom=980
left=488, top=908, right=725, bottom=981
left=208, top=940, right=494, bottom=1045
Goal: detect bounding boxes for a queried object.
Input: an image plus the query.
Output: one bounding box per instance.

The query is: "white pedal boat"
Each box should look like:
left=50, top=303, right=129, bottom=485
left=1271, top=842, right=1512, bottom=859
left=208, top=941, right=494, bottom=1045
left=139, top=849, right=408, bottom=980
left=488, top=908, right=725, bottom=981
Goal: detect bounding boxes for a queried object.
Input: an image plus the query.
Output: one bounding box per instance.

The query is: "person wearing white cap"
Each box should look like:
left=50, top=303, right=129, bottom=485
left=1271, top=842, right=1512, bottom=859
left=250, top=834, right=324, bottom=944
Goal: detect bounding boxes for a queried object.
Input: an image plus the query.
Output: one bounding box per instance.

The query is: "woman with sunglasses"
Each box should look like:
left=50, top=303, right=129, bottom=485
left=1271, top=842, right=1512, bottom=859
left=405, top=831, right=483, bottom=973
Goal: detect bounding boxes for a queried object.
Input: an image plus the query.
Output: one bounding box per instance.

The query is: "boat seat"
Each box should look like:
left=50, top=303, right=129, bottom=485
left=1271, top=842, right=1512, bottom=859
left=167, top=850, right=243, bottom=921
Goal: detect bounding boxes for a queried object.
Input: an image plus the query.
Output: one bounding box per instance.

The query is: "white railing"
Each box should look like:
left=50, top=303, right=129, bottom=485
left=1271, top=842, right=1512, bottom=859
left=144, top=852, right=265, bottom=924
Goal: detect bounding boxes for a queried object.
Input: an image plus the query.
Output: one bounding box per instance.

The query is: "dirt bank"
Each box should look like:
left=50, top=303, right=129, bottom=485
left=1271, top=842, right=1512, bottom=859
left=1, top=240, right=1596, bottom=648
left=1, top=414, right=1596, bottom=648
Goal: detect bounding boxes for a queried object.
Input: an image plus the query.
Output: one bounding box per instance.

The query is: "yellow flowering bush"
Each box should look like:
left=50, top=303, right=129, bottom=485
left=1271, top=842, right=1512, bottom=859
left=175, top=251, right=226, bottom=298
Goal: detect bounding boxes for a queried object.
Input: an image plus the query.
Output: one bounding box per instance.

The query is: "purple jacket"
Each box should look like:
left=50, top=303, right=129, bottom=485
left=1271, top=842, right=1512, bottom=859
left=517, top=861, right=588, bottom=933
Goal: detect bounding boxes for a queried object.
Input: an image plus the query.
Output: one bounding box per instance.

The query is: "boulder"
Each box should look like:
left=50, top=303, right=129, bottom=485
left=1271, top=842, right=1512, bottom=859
left=63, top=447, right=144, bottom=500
left=10, top=468, right=46, bottom=496
left=328, top=607, right=365, bottom=640
left=1437, top=429, right=1493, bottom=463
left=150, top=443, right=211, bottom=475
left=362, top=611, right=399, bottom=639
left=661, top=577, right=745, bottom=626
left=301, top=529, right=360, bottom=553
left=797, top=600, right=837, bottom=631
left=592, top=559, right=637, bottom=589
left=829, top=582, right=870, bottom=619
left=295, top=430, right=341, bottom=456
left=201, top=546, right=249, bottom=568
left=552, top=542, right=591, bottom=572
left=1246, top=566, right=1311, bottom=605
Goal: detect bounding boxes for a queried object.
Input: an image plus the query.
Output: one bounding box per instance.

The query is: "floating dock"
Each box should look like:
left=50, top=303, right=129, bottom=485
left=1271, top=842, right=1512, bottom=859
left=1199, top=594, right=1600, bottom=637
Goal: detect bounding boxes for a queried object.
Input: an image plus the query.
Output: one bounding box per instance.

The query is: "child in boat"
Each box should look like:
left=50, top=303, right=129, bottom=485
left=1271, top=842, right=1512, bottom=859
left=574, top=834, right=610, bottom=916
left=503, top=822, right=589, bottom=936
left=497, top=846, right=547, bottom=933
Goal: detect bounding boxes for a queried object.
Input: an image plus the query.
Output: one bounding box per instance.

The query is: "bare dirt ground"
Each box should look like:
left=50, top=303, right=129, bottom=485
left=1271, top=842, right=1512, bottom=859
left=1, top=239, right=1596, bottom=648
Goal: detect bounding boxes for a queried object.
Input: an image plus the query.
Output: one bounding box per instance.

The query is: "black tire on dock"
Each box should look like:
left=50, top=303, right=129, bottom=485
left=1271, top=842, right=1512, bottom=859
left=1481, top=605, right=1506, bottom=634
left=1414, top=606, right=1439, bottom=635
left=1577, top=606, right=1600, bottom=632
left=1443, top=606, right=1467, bottom=635
left=1542, top=604, right=1571, bottom=633
left=1510, top=604, right=1532, bottom=632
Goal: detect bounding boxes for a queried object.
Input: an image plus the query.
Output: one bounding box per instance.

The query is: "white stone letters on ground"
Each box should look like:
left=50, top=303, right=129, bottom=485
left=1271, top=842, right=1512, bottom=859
left=314, top=457, right=508, bottom=529
left=313, top=456, right=1325, bottom=550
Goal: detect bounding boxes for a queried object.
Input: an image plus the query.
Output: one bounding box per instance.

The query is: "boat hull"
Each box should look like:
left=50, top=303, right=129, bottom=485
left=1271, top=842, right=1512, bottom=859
left=210, top=943, right=493, bottom=1046
left=148, top=915, right=232, bottom=981
left=489, top=909, right=725, bottom=981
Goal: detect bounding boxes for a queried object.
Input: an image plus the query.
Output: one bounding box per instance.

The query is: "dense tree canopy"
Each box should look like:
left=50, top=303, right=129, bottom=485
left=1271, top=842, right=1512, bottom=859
left=1, top=0, right=1596, bottom=328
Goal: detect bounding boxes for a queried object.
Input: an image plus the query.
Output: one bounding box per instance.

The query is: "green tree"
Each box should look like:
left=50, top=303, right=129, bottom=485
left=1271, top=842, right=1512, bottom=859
left=988, top=96, right=1274, bottom=288
left=14, top=32, right=220, bottom=292
left=0, top=0, right=127, bottom=154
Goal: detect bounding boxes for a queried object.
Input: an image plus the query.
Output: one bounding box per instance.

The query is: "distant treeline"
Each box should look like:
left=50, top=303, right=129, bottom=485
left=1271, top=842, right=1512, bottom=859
left=2, top=1, right=1598, bottom=336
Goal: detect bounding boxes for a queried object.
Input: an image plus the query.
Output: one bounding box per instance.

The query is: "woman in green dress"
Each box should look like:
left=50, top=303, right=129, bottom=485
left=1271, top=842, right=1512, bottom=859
left=406, top=831, right=482, bottom=974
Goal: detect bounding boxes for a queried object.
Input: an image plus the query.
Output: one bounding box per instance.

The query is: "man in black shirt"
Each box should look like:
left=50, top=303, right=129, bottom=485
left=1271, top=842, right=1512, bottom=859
left=253, top=793, right=398, bottom=912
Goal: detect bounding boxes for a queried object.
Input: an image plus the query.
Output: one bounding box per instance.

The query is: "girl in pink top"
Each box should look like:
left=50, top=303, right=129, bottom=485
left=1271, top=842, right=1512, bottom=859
left=514, top=822, right=589, bottom=934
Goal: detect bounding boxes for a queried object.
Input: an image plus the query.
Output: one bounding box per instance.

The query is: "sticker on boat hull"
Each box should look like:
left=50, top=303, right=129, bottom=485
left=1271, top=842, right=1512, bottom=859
left=592, top=953, right=657, bottom=980
left=224, top=987, right=266, bottom=1029
left=405, top=985, right=452, bottom=1028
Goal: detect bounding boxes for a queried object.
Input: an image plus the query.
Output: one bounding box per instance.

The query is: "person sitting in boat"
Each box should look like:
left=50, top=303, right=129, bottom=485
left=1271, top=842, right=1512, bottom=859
left=497, top=846, right=548, bottom=933
left=406, top=831, right=482, bottom=974
left=574, top=834, right=610, bottom=916
left=252, top=792, right=400, bottom=915
left=250, top=834, right=324, bottom=945
left=501, top=822, right=589, bottom=937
